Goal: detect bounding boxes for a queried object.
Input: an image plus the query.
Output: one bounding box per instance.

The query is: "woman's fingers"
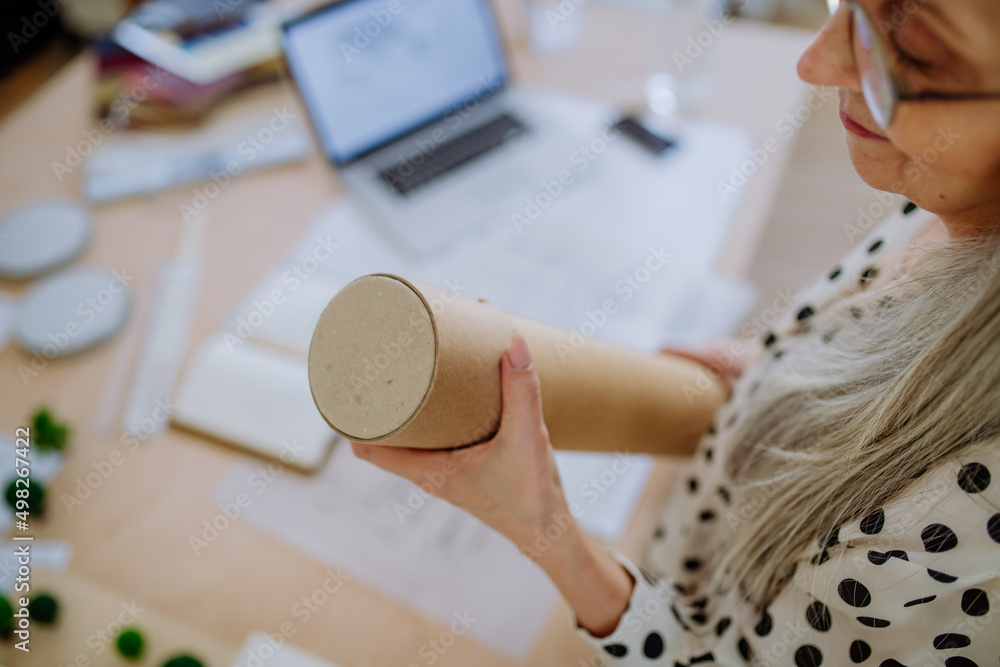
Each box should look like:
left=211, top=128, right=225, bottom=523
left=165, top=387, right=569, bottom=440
left=350, top=440, right=460, bottom=481
left=661, top=341, right=745, bottom=385
left=661, top=346, right=724, bottom=375
left=499, top=334, right=548, bottom=438
left=351, top=333, right=550, bottom=491
left=348, top=333, right=565, bottom=546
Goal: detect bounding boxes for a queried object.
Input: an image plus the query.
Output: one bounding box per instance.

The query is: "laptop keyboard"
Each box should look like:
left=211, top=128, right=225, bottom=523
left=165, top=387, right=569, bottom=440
left=378, top=113, right=528, bottom=196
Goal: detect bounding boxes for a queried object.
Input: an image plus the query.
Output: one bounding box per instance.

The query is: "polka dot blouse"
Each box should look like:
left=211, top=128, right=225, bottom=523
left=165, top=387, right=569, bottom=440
left=574, top=202, right=1000, bottom=666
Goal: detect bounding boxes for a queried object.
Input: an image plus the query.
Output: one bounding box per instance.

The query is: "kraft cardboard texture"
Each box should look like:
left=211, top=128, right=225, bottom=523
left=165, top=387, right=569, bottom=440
left=307, top=275, right=436, bottom=440
left=308, top=274, right=725, bottom=453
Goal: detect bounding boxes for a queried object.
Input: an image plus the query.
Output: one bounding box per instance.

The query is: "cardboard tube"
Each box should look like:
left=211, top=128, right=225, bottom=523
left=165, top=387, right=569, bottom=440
left=308, top=274, right=725, bottom=454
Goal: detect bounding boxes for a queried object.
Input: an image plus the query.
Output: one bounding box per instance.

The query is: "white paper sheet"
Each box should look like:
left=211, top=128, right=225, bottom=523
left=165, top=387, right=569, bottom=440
left=214, top=441, right=655, bottom=659
left=274, top=195, right=758, bottom=355
left=215, top=442, right=560, bottom=661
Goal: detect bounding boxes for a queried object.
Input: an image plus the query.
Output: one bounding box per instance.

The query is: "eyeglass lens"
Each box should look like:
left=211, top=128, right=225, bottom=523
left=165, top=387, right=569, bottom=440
left=851, top=2, right=896, bottom=129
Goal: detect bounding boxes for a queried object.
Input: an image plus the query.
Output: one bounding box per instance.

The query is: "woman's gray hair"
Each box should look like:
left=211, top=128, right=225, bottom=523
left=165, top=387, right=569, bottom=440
left=707, top=225, right=1000, bottom=610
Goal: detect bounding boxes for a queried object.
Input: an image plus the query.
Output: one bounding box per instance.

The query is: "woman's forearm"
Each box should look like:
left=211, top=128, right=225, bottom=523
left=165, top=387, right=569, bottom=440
left=530, top=517, right=635, bottom=638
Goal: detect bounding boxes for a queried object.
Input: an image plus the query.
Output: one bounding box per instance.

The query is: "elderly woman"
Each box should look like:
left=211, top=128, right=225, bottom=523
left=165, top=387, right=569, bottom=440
left=352, top=0, right=1000, bottom=663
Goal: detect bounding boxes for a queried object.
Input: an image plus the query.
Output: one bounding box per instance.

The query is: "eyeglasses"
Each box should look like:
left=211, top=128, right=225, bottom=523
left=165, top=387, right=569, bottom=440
left=846, top=0, right=1000, bottom=130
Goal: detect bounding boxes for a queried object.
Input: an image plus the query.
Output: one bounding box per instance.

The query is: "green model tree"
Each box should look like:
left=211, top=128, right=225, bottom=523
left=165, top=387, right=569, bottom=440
left=30, top=407, right=70, bottom=452
left=5, top=477, right=45, bottom=516
left=162, top=655, right=205, bottom=667
left=28, top=593, right=59, bottom=624
left=116, top=627, right=145, bottom=659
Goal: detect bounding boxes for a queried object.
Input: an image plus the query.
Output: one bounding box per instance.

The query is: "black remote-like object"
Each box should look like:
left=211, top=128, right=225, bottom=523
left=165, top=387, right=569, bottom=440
left=611, top=116, right=676, bottom=155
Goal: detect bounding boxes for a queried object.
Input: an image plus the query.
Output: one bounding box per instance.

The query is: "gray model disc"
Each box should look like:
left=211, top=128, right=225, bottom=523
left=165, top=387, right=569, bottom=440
left=0, top=198, right=91, bottom=279
left=15, top=267, right=129, bottom=356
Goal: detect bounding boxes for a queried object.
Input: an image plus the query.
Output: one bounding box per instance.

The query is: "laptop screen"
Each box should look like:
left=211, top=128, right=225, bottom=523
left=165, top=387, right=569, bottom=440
left=283, top=0, right=508, bottom=164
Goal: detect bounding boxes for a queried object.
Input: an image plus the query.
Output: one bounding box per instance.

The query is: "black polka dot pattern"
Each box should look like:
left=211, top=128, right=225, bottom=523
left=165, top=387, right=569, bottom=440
left=956, top=462, right=990, bottom=493
left=988, top=514, right=1000, bottom=543
left=903, top=201, right=918, bottom=214
left=960, top=589, right=989, bottom=616
left=643, top=632, right=664, bottom=659
left=849, top=639, right=871, bottom=662
left=838, top=579, right=872, bottom=607
left=570, top=216, right=1000, bottom=666
left=603, top=643, right=627, bottom=657
left=868, top=549, right=907, bottom=565
left=932, top=633, right=971, bottom=649
left=806, top=600, right=832, bottom=632
left=903, top=595, right=935, bottom=607
left=944, top=658, right=979, bottom=667
left=859, top=509, right=885, bottom=535
left=927, top=569, right=958, bottom=583
left=670, top=603, right=691, bottom=632
left=794, top=644, right=823, bottom=666
left=755, top=611, right=773, bottom=636
left=921, top=524, right=958, bottom=552
left=867, top=550, right=887, bottom=565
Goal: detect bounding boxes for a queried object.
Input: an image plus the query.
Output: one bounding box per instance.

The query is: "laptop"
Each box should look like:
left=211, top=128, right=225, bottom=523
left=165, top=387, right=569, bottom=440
left=282, top=0, right=578, bottom=254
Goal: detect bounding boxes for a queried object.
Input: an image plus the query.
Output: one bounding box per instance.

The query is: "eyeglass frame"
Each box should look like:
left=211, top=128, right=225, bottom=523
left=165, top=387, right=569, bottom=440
left=844, top=0, right=1000, bottom=130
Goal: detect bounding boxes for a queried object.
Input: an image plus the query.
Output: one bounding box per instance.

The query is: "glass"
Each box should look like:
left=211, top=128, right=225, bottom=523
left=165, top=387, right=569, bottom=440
left=847, top=0, right=1000, bottom=130
left=644, top=0, right=726, bottom=117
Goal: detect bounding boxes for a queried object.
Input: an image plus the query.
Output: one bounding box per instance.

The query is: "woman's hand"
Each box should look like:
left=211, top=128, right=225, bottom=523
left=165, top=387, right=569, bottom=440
left=350, top=333, right=567, bottom=550
left=351, top=334, right=635, bottom=638
left=660, top=337, right=755, bottom=395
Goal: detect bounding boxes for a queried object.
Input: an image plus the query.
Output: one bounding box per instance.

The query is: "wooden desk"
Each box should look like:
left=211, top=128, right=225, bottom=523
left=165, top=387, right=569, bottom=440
left=0, top=6, right=814, bottom=666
